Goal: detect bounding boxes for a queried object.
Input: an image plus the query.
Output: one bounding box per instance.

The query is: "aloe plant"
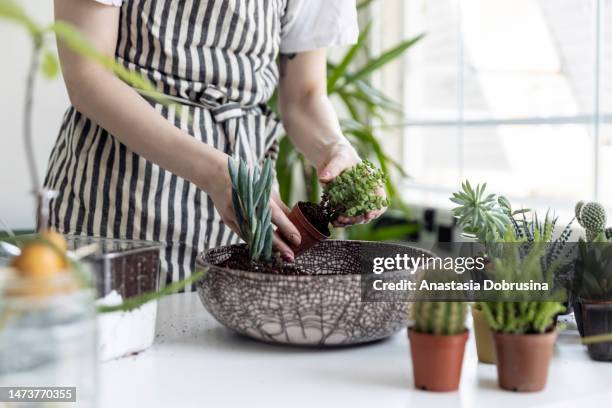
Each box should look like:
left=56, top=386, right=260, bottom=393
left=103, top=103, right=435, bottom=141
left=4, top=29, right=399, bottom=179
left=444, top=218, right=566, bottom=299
left=272, top=0, right=425, bottom=239
left=228, top=159, right=274, bottom=262
left=479, top=232, right=566, bottom=334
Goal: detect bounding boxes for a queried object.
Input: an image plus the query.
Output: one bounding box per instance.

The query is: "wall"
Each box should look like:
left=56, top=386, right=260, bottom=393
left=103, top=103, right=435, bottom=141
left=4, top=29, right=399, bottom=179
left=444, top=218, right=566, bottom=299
left=0, top=2, right=69, bottom=230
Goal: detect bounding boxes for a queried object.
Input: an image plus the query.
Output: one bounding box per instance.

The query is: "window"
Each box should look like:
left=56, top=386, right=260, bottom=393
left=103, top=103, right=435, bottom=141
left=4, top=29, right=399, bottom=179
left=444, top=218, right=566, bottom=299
left=397, top=0, right=612, bottom=212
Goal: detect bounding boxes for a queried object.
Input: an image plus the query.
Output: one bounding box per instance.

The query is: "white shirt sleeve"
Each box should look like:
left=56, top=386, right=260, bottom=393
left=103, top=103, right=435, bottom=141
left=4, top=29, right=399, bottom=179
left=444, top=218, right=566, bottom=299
left=92, top=0, right=122, bottom=6
left=281, top=0, right=359, bottom=54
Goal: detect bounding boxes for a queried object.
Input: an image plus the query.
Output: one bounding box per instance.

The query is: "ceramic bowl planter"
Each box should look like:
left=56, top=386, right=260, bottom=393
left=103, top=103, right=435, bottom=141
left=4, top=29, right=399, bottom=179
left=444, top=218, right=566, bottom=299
left=408, top=329, right=468, bottom=392
left=579, top=301, right=612, bottom=361
left=493, top=331, right=556, bottom=392
left=288, top=203, right=330, bottom=255
left=472, top=306, right=496, bottom=364
left=197, top=240, right=432, bottom=346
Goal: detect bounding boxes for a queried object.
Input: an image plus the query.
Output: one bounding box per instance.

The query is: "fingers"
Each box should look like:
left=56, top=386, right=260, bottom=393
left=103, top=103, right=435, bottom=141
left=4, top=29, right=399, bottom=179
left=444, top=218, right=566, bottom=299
left=273, top=233, right=295, bottom=262
left=271, top=191, right=291, bottom=216
left=319, top=155, right=348, bottom=184
left=270, top=201, right=301, bottom=247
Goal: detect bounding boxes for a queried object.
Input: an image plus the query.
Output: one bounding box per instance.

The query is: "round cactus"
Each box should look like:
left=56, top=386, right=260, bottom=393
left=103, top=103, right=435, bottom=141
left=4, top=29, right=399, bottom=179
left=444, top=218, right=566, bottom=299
left=578, top=202, right=607, bottom=237
left=575, top=201, right=585, bottom=221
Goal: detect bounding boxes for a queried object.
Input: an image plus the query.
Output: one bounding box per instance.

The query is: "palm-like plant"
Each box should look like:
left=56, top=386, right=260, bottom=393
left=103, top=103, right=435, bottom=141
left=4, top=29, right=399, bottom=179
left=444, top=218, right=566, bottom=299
left=272, top=0, right=424, bottom=241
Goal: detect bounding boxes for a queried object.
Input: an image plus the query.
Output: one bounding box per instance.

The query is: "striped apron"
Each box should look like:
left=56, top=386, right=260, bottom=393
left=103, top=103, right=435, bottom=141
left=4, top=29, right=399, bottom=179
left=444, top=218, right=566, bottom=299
left=44, top=0, right=286, bottom=289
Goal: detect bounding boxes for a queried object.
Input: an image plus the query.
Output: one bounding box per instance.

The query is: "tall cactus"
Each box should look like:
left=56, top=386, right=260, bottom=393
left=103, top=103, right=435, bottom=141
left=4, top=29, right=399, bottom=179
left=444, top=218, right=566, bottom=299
left=413, top=302, right=467, bottom=336
left=228, top=158, right=274, bottom=262
left=577, top=201, right=607, bottom=241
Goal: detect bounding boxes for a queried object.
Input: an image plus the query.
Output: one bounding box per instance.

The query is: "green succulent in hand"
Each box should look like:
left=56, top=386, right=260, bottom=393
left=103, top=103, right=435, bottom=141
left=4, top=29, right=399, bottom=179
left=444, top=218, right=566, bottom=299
left=228, top=158, right=274, bottom=262
left=324, top=160, right=389, bottom=218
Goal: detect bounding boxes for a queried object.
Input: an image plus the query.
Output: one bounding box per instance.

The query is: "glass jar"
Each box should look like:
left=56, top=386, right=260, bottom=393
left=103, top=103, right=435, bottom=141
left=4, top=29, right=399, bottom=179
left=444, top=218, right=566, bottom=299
left=0, top=268, right=98, bottom=407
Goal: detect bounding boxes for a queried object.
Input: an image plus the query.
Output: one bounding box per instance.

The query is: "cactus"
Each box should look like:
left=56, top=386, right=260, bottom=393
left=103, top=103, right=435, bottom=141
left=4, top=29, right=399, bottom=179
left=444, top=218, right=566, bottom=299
left=577, top=202, right=607, bottom=241
left=575, top=201, right=585, bottom=221
left=413, top=302, right=467, bottom=336
left=574, top=239, right=612, bottom=301
left=228, top=158, right=274, bottom=262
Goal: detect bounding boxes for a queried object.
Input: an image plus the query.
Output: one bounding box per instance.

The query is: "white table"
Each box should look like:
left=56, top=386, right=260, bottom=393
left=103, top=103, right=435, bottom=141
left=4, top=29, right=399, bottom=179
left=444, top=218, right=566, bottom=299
left=100, top=293, right=612, bottom=408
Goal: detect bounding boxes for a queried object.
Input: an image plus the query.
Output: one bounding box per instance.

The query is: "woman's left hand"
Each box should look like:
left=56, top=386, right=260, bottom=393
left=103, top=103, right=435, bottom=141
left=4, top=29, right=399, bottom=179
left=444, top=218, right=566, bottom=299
left=317, top=142, right=387, bottom=228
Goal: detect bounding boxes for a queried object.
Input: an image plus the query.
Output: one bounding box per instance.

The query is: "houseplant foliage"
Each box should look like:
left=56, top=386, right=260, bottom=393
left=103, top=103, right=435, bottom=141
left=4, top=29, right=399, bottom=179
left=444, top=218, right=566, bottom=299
left=273, top=0, right=424, bottom=242
left=450, top=181, right=573, bottom=365
left=0, top=0, right=198, bottom=313
left=228, top=158, right=274, bottom=262
left=573, top=200, right=612, bottom=361
left=409, top=298, right=468, bottom=392
left=288, top=160, right=389, bottom=255
left=480, top=236, right=565, bottom=392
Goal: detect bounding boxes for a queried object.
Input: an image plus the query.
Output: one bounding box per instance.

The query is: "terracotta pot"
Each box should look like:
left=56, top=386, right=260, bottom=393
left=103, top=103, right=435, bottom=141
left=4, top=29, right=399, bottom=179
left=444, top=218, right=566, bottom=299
left=580, top=300, right=612, bottom=361
left=493, top=331, right=556, bottom=392
left=288, top=204, right=329, bottom=256
left=472, top=307, right=496, bottom=364
left=408, top=329, right=468, bottom=392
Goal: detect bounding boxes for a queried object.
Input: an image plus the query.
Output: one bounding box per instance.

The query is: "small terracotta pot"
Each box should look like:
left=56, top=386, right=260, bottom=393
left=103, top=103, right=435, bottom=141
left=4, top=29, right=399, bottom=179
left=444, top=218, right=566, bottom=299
left=408, top=329, right=468, bottom=392
left=288, top=204, right=329, bottom=256
left=472, top=307, right=496, bottom=364
left=493, top=331, right=556, bottom=392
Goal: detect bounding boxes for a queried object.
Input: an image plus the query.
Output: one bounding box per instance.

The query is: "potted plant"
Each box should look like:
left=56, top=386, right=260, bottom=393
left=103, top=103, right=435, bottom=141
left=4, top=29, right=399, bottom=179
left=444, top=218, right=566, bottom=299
left=480, top=237, right=566, bottom=392
left=571, top=202, right=612, bottom=360
left=450, top=181, right=513, bottom=364
left=409, top=300, right=468, bottom=392
left=289, top=160, right=389, bottom=255
left=450, top=181, right=573, bottom=364
left=573, top=201, right=612, bottom=359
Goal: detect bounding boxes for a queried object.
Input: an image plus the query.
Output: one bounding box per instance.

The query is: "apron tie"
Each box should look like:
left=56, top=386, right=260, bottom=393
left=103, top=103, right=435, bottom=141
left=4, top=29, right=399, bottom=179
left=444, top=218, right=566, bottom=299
left=200, top=86, right=249, bottom=154
left=137, top=86, right=259, bottom=155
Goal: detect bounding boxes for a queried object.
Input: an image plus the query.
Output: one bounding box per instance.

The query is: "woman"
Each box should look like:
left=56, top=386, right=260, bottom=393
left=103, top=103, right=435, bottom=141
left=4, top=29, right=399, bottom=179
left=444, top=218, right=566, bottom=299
left=44, top=0, right=385, bottom=287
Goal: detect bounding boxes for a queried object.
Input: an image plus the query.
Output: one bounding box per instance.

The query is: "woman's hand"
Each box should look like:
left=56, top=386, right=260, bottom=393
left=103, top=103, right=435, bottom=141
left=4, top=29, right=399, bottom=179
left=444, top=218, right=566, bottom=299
left=318, top=142, right=388, bottom=228
left=205, top=154, right=301, bottom=262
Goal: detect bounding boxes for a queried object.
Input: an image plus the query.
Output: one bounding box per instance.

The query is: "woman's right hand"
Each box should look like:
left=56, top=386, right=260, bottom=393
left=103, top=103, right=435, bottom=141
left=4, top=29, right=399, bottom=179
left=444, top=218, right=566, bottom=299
left=203, top=153, right=301, bottom=262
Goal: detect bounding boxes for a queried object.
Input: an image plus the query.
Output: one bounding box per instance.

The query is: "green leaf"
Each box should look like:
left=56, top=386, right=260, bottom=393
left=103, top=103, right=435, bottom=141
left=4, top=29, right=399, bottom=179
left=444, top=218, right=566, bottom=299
left=328, top=22, right=372, bottom=93
left=98, top=269, right=207, bottom=313
left=341, top=33, right=425, bottom=89
left=40, top=49, right=59, bottom=79
left=0, top=0, right=40, bottom=36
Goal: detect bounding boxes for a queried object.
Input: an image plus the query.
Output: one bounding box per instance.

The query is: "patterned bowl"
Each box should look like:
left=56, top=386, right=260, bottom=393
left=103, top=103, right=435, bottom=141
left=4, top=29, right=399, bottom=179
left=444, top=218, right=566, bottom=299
left=196, top=240, right=432, bottom=346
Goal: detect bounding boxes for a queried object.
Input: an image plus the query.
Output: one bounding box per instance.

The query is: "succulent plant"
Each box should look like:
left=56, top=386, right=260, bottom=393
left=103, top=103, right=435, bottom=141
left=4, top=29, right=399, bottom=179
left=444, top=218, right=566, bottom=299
left=323, top=160, right=389, bottom=218
left=480, top=235, right=566, bottom=334
left=577, top=201, right=607, bottom=241
left=450, top=181, right=517, bottom=243
left=228, top=158, right=274, bottom=262
left=574, top=239, right=612, bottom=301
left=413, top=301, right=467, bottom=336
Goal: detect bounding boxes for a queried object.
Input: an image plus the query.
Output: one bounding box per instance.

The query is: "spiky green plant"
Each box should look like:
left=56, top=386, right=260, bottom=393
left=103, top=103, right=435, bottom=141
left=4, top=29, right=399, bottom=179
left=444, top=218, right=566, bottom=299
left=450, top=181, right=515, bottom=243
left=323, top=160, right=389, bottom=218
left=573, top=239, right=612, bottom=301
left=577, top=201, right=607, bottom=241
left=479, top=232, right=566, bottom=334
left=228, top=158, right=274, bottom=262
left=413, top=302, right=467, bottom=336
